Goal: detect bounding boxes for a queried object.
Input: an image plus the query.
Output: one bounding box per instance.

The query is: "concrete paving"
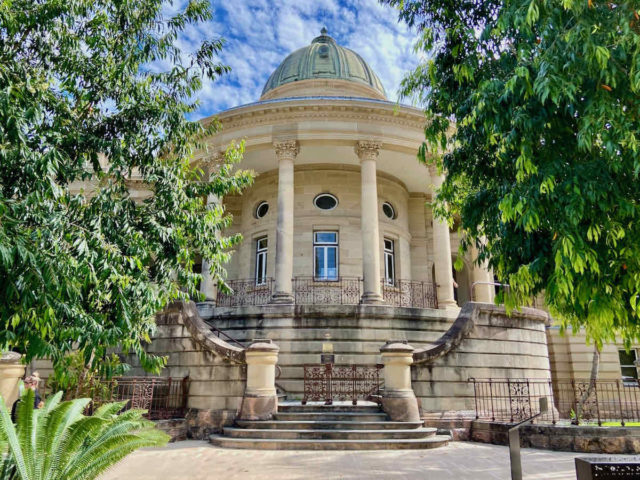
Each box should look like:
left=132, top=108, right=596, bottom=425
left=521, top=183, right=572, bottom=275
left=99, top=440, right=605, bottom=479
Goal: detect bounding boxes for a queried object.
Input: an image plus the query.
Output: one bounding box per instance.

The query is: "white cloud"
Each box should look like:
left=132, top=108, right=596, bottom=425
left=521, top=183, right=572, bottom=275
left=163, top=0, right=422, bottom=118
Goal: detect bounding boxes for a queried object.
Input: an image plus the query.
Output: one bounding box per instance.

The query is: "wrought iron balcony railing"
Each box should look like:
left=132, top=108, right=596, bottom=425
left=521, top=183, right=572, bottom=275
left=381, top=279, right=438, bottom=309
left=293, top=276, right=362, bottom=305
left=215, top=277, right=438, bottom=309
left=215, top=278, right=274, bottom=307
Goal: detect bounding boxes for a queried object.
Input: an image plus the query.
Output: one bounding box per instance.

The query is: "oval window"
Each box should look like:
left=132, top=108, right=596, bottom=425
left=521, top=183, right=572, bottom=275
left=255, top=201, right=269, bottom=219
left=314, top=193, right=338, bottom=210
left=382, top=202, right=396, bottom=219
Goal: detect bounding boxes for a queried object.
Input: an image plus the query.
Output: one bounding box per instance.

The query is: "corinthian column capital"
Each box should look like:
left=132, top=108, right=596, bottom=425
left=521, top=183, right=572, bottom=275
left=201, top=150, right=225, bottom=175
left=355, top=140, right=382, bottom=161
left=273, top=140, right=299, bottom=160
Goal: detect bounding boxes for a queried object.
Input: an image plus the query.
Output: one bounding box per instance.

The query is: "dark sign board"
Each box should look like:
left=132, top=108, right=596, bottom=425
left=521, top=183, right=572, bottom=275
left=321, top=354, right=335, bottom=364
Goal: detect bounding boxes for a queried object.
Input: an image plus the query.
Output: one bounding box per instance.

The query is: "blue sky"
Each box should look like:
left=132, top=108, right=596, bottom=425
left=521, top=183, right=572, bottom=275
left=169, top=0, right=423, bottom=119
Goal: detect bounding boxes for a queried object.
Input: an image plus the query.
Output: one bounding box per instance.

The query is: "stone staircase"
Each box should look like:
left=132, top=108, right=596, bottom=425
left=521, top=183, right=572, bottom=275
left=209, top=403, right=451, bottom=450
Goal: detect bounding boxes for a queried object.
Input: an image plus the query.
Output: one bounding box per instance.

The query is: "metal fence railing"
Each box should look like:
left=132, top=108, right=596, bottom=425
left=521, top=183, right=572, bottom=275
left=302, top=364, right=383, bottom=405
left=37, top=376, right=190, bottom=420
left=99, top=376, right=190, bottom=420
left=469, top=378, right=640, bottom=426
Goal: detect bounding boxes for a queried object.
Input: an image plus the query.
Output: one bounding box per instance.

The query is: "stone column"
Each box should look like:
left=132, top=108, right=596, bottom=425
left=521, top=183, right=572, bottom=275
left=380, top=341, right=420, bottom=422
left=271, top=140, right=298, bottom=304
left=470, top=242, right=495, bottom=303
left=238, top=340, right=280, bottom=420
left=200, top=153, right=223, bottom=302
left=0, top=352, right=25, bottom=406
left=430, top=170, right=457, bottom=309
left=356, top=140, right=384, bottom=304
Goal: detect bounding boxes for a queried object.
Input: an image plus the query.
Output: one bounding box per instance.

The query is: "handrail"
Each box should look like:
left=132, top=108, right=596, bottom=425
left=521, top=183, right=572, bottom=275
left=207, top=323, right=246, bottom=349
left=470, top=281, right=509, bottom=301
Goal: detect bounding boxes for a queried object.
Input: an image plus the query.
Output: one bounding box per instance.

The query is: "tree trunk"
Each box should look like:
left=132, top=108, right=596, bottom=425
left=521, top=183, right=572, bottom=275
left=574, top=344, right=600, bottom=424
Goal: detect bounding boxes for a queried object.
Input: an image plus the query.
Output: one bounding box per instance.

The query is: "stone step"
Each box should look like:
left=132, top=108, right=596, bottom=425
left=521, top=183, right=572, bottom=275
left=274, top=412, right=388, bottom=422
left=235, top=420, right=424, bottom=430
left=209, top=434, right=451, bottom=450
left=224, top=427, right=437, bottom=440
left=278, top=404, right=381, bottom=413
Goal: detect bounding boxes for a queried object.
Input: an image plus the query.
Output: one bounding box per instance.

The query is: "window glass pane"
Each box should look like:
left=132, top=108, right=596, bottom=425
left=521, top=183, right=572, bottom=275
left=257, top=238, right=268, bottom=250
left=314, top=194, right=338, bottom=210
left=256, top=202, right=269, bottom=218
left=619, top=350, right=637, bottom=366
left=315, top=232, right=337, bottom=244
left=621, top=367, right=638, bottom=381
left=315, top=247, right=324, bottom=278
left=384, top=239, right=393, bottom=251
left=256, top=256, right=263, bottom=282
left=383, top=203, right=395, bottom=219
left=326, top=247, right=337, bottom=279
left=386, top=255, right=393, bottom=278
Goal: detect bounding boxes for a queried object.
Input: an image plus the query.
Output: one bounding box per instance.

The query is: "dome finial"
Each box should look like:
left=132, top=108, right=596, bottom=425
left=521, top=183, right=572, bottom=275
left=321, top=26, right=328, bottom=35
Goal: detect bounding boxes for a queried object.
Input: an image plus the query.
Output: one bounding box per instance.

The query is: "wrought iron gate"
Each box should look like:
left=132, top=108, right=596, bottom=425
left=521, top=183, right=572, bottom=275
left=302, top=364, right=383, bottom=405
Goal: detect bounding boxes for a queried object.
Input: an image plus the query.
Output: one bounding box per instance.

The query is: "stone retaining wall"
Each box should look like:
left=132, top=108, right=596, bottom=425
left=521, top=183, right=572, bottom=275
left=413, top=303, right=552, bottom=412
left=471, top=421, right=640, bottom=454
left=200, top=303, right=458, bottom=399
left=128, top=302, right=246, bottom=437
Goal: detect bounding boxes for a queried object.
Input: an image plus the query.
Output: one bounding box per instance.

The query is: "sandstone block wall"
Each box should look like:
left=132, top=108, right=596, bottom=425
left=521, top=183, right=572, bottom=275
left=127, top=302, right=246, bottom=433
left=223, top=165, right=424, bottom=282
left=202, top=304, right=458, bottom=398
left=547, top=326, right=636, bottom=382
left=412, top=303, right=552, bottom=412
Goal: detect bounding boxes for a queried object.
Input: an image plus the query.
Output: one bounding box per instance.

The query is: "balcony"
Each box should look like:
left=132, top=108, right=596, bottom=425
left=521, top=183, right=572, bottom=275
left=214, top=277, right=438, bottom=309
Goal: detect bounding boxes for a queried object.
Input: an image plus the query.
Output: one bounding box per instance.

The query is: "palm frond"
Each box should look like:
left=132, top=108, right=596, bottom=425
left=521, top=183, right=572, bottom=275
left=0, top=391, right=168, bottom=480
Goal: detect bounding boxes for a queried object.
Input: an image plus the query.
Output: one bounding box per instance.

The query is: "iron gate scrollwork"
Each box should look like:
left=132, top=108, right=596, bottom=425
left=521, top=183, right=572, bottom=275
left=302, top=364, right=383, bottom=405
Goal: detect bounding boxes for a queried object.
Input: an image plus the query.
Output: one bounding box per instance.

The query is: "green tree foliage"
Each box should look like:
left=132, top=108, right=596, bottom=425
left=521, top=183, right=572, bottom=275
left=0, top=389, right=168, bottom=480
left=0, top=1, right=252, bottom=373
left=385, top=0, right=640, bottom=346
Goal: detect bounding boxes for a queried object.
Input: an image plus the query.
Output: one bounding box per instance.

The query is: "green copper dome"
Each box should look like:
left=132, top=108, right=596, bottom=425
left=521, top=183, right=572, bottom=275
left=261, top=28, right=386, bottom=99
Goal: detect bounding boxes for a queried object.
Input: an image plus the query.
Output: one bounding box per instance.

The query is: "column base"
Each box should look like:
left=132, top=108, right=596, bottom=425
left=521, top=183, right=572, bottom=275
left=381, top=391, right=421, bottom=423
left=269, top=292, right=295, bottom=304
left=238, top=394, right=278, bottom=421
left=360, top=293, right=385, bottom=305
left=438, top=299, right=460, bottom=310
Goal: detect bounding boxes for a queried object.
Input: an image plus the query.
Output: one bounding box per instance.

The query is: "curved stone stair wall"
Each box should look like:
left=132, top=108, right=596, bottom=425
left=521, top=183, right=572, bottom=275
left=200, top=304, right=458, bottom=399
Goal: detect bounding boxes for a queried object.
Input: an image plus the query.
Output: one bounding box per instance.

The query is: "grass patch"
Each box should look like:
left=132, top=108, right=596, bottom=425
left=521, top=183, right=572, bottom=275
left=600, top=421, right=640, bottom=427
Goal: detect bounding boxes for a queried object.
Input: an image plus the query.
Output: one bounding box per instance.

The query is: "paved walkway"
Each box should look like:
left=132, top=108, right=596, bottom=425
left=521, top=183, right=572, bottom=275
left=100, top=440, right=602, bottom=479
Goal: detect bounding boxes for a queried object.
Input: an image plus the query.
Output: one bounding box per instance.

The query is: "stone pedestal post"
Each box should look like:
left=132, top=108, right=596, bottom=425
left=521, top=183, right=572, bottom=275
left=356, top=140, right=384, bottom=304
left=380, top=341, right=420, bottom=422
left=271, top=141, right=298, bottom=304
left=430, top=170, right=457, bottom=309
left=0, top=352, right=25, bottom=406
left=238, top=340, right=279, bottom=420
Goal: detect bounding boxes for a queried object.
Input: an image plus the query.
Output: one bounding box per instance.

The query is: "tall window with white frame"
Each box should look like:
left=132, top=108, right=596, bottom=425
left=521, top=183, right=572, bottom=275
left=619, top=349, right=639, bottom=385
left=255, top=237, right=268, bottom=286
left=314, top=232, right=338, bottom=281
left=384, top=238, right=395, bottom=286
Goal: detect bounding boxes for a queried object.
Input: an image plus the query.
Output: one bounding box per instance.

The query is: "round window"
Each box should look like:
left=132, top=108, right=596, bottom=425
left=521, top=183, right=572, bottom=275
left=255, top=201, right=269, bottom=219
left=314, top=193, right=338, bottom=210
left=382, top=202, right=396, bottom=219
